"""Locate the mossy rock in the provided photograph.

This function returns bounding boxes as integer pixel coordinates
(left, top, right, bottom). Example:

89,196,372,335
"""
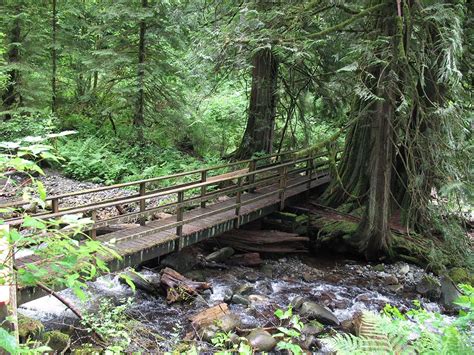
18,314,44,342
448,267,473,285
42,330,70,352
72,343,102,354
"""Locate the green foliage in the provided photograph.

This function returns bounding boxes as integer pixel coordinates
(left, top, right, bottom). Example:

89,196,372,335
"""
81,297,134,350
325,286,474,354
273,306,304,355
0,135,122,352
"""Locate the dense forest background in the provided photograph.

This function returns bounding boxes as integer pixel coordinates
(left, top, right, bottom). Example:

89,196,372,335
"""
0,0,364,184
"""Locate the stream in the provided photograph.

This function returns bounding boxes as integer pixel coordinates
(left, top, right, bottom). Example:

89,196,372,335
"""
18,245,448,353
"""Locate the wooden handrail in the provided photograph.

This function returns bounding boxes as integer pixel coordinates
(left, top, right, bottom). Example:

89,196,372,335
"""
3,149,338,237
0,148,323,208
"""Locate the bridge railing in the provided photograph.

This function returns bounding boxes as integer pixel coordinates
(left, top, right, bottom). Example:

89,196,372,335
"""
2,149,338,242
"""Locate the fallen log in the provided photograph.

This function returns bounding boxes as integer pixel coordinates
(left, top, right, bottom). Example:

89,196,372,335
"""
212,230,309,253
225,252,262,267
160,267,212,303
119,270,161,295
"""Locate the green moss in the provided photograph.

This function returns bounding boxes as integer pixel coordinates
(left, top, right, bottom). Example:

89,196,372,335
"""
18,314,44,341
373,264,385,272
272,211,298,221
72,343,102,354
320,219,358,235
449,267,472,285
42,330,70,352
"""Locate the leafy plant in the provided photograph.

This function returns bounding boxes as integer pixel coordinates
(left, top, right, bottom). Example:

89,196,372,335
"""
273,306,304,355
0,136,122,352
324,286,474,354
81,297,134,350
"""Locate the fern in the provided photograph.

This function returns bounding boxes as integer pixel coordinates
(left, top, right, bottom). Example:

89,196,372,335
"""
324,311,415,355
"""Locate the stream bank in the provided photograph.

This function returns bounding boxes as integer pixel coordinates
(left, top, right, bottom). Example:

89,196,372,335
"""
19,242,459,353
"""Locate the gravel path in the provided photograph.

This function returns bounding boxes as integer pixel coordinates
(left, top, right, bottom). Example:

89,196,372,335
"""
2,169,173,220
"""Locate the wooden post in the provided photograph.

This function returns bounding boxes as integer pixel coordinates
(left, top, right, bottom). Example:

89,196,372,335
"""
279,166,288,210
176,191,184,251
248,159,257,193
51,197,59,213
89,210,97,239
0,225,18,343
234,177,243,229
306,156,314,190
200,171,207,208
139,182,146,226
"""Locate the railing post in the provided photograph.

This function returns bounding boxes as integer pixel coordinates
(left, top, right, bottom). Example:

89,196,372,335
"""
176,191,184,251
200,170,207,208
306,155,314,190
248,159,257,193
176,191,184,237
89,210,97,239
51,197,59,214
279,165,288,210
139,182,146,226
234,177,243,229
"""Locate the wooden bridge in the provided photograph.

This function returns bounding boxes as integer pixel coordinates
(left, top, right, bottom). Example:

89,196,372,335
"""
2,150,335,305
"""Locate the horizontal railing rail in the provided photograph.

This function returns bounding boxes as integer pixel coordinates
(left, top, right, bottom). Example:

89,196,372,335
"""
3,148,340,244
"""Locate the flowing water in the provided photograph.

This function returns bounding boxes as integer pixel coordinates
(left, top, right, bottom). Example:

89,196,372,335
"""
19,252,444,352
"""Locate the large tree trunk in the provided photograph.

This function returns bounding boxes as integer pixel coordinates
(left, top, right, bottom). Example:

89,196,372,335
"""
51,0,58,114
356,85,394,259
133,0,147,143
234,48,278,159
2,11,22,121
323,3,398,260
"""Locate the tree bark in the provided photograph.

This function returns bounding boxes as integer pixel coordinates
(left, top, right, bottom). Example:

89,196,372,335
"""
51,0,58,114
2,10,22,121
323,2,398,260
234,48,278,159
133,0,147,143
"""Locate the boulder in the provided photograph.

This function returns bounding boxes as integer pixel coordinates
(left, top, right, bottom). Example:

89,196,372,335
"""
205,247,235,262
18,314,44,342
416,274,441,300
244,272,260,282
219,314,241,332
231,294,250,306
248,294,269,304
290,296,305,309
235,283,254,295
383,275,399,285
398,263,410,275
440,275,462,307
42,331,70,352
199,324,220,342
302,321,324,335
160,249,197,273
246,329,277,352
299,301,340,326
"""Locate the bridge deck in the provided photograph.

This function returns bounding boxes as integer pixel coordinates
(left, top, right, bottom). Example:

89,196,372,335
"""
2,149,337,304
17,172,329,304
